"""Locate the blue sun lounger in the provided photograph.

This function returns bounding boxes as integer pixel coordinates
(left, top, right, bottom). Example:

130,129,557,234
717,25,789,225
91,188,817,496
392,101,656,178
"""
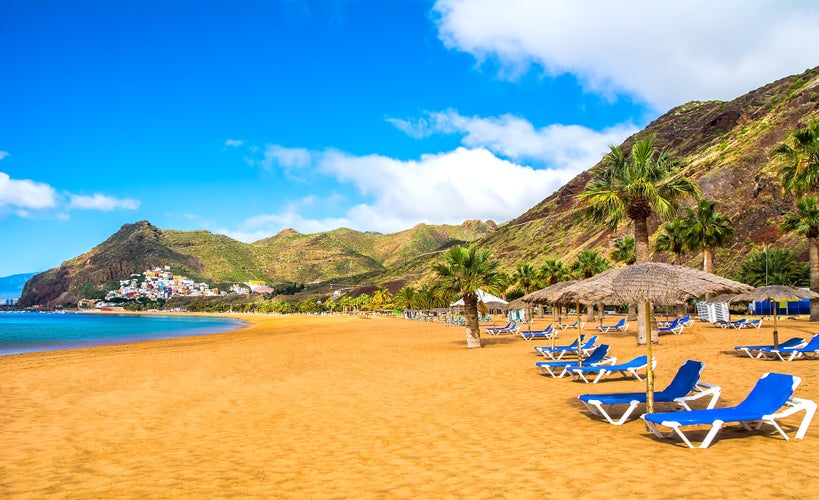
734,337,805,359
534,335,598,360
535,344,612,378
520,324,555,341
642,372,817,448
568,355,654,384
658,317,685,335
596,318,628,333
577,360,721,425
762,334,819,361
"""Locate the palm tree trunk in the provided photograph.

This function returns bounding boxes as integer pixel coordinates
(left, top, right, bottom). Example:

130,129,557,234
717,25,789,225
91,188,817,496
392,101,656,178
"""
464,296,482,348
703,247,714,274
810,236,819,321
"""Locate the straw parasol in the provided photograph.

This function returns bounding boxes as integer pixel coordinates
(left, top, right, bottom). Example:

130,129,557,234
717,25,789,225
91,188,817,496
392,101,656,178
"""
729,285,819,349
521,280,583,352
558,263,753,413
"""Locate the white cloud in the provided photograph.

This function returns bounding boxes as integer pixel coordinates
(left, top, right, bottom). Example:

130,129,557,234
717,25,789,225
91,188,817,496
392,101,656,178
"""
221,144,577,240
67,193,140,211
433,0,819,110
225,139,244,148
0,172,58,211
0,151,9,160
390,110,637,171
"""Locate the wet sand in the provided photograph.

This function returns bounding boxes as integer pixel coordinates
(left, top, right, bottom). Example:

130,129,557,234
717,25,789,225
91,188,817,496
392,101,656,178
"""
2,313,818,498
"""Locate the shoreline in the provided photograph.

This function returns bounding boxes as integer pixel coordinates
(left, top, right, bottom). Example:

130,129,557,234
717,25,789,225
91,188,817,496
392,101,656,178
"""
2,314,818,497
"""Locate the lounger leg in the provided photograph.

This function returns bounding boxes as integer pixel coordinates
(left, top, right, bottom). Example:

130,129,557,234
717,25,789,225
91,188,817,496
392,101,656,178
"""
796,399,817,440
699,421,725,449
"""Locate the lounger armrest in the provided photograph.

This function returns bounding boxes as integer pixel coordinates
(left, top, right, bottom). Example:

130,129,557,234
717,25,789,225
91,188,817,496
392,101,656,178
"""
770,397,817,440
675,382,722,410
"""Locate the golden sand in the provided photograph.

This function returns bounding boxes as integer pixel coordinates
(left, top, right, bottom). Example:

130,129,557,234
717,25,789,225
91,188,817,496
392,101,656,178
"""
2,313,818,498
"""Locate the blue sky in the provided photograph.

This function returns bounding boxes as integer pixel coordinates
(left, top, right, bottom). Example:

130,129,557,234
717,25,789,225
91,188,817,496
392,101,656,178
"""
2,0,819,277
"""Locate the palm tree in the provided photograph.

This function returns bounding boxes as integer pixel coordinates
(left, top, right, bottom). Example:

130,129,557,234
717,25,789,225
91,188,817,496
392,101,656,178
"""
775,120,819,198
432,244,501,348
610,236,636,265
736,248,808,287
682,199,734,274
577,136,699,343
513,262,539,295
570,250,610,322
539,259,569,286
577,136,701,262
653,219,689,265
781,196,819,320
394,285,417,312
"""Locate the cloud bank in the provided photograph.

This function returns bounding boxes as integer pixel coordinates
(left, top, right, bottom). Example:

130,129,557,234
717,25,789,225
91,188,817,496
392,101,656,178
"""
433,0,819,110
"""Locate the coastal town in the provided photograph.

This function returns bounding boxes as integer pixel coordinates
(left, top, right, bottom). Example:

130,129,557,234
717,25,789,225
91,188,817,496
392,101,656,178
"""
85,266,274,309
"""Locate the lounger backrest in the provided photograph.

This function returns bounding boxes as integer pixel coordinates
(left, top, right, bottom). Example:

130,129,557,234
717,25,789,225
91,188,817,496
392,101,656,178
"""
614,318,625,327
583,344,610,364
734,373,799,414
657,360,704,398
581,335,599,349
621,355,648,368
779,337,806,349
798,334,819,351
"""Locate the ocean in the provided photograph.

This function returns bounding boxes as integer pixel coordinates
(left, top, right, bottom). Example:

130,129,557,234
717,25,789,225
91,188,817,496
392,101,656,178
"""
0,312,245,355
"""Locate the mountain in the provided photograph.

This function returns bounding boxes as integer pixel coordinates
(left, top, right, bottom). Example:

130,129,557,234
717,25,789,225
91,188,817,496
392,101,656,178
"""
0,273,38,301
18,66,819,307
18,220,496,307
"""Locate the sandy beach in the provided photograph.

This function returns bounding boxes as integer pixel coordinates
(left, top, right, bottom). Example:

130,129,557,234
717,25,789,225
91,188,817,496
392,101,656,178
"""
2,313,818,498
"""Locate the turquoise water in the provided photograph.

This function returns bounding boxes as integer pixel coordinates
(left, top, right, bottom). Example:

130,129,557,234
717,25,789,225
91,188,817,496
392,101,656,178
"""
0,312,245,355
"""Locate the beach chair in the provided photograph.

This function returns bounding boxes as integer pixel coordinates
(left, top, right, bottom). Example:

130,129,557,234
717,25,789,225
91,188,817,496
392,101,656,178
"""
642,372,817,449
535,344,613,378
558,320,585,330
739,319,762,329
534,335,583,356
658,314,692,328
721,318,748,329
520,324,555,341
577,360,722,425
596,318,628,333
658,317,684,335
568,355,655,384
762,334,819,361
486,321,515,335
535,335,599,360
734,337,805,359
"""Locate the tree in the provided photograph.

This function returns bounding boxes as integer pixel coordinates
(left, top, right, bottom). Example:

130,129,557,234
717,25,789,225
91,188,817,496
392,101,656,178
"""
577,136,699,344
682,199,734,274
539,259,569,286
781,196,819,320
653,219,689,265
370,286,393,310
394,285,417,311
610,236,636,265
736,248,808,287
775,120,819,198
432,244,501,348
577,136,700,262
512,262,539,295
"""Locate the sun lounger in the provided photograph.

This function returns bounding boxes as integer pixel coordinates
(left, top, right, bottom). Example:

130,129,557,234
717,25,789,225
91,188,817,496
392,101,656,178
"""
557,320,585,330
659,314,692,328
596,318,629,333
721,318,748,329
534,335,582,355
577,360,721,425
535,335,599,360
734,337,805,359
520,325,555,341
568,355,654,384
658,317,684,335
642,372,817,448
740,319,762,329
535,344,613,378
486,321,518,335
763,334,819,361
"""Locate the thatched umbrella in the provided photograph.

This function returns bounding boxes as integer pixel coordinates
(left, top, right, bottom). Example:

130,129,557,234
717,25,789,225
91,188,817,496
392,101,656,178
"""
729,285,819,349
521,280,582,351
559,263,753,413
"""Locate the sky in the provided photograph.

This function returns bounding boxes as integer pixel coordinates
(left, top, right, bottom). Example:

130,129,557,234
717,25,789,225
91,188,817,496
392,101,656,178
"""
2,0,819,277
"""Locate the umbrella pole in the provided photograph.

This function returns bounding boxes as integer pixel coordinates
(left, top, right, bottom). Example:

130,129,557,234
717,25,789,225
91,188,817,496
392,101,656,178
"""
576,298,583,367
552,306,558,350
644,300,655,414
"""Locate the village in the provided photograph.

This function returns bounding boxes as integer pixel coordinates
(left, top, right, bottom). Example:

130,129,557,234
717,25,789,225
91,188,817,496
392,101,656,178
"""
86,266,274,309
